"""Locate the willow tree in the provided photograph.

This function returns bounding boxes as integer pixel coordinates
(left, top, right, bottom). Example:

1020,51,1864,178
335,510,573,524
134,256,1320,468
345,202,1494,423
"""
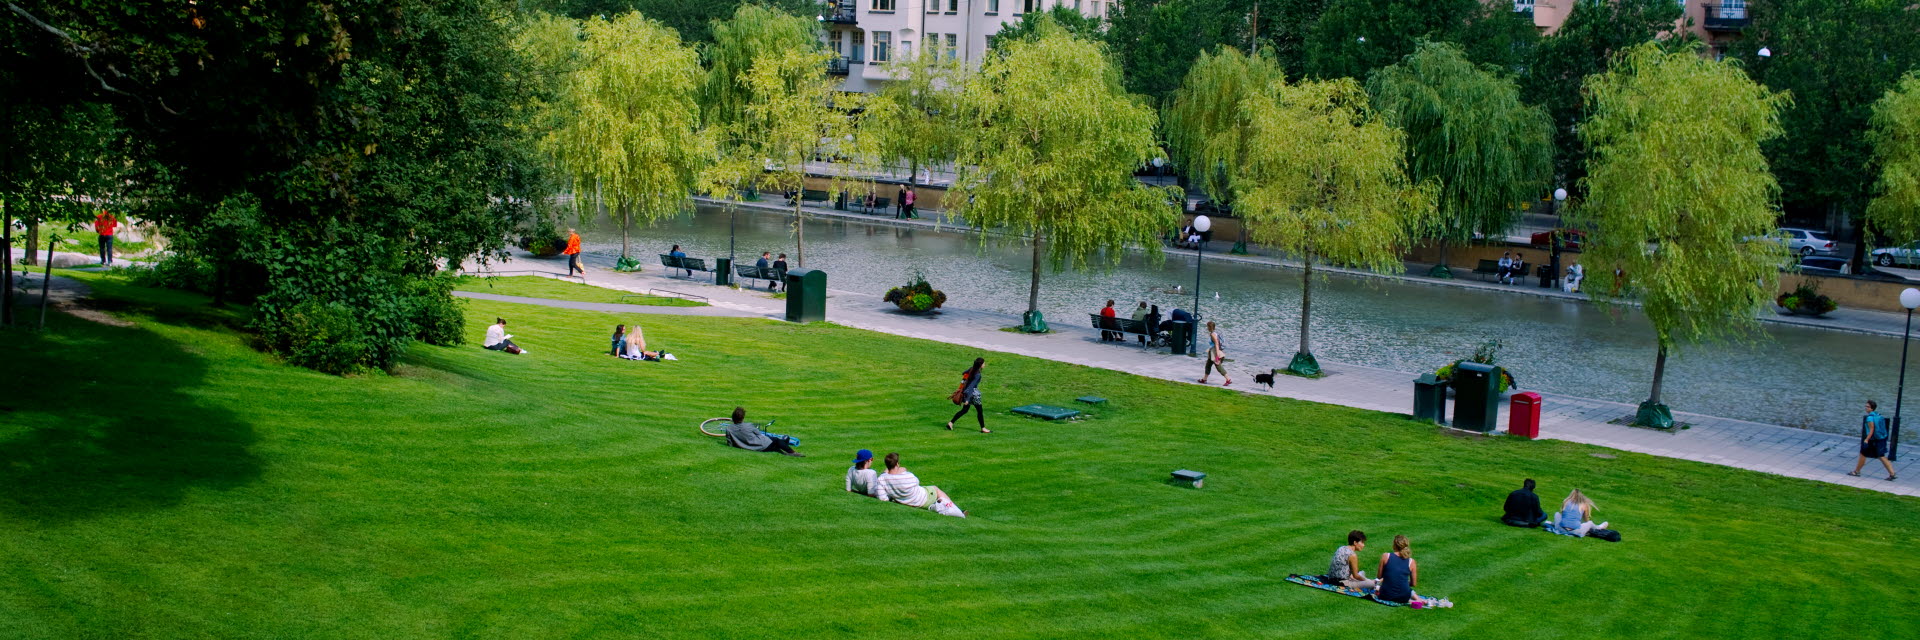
702,4,819,141
1367,41,1551,278
1234,78,1437,376
948,27,1179,332
1165,45,1287,246
1574,43,1790,428
734,45,859,269
1866,72,1920,247
863,53,967,189
532,13,710,266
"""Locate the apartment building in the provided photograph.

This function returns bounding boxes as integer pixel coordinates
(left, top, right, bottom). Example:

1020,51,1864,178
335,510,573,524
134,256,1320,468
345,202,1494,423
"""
1511,1,1748,57
820,0,1111,92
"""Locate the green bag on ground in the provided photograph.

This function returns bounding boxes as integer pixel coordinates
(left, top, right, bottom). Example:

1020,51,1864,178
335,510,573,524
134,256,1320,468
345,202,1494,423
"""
613,255,643,272
1021,310,1049,334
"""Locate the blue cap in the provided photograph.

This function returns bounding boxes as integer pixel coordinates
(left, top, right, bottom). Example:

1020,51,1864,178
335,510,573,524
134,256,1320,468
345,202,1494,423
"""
853,449,873,464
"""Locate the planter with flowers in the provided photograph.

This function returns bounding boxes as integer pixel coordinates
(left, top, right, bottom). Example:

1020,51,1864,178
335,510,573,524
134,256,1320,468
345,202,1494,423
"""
884,272,947,314
1776,282,1837,317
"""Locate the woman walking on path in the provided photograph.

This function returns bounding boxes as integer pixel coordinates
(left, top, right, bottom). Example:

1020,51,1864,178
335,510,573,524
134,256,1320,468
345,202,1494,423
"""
1850,400,1897,481
1197,321,1232,386
563,228,584,277
947,357,991,433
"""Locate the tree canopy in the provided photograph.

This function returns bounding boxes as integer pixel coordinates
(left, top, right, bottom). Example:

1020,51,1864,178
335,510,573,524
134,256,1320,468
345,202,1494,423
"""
702,4,823,143
1520,0,1681,190
861,53,968,186
732,42,859,268
989,5,1106,52
1303,0,1535,81
1866,72,1920,247
1165,46,1289,203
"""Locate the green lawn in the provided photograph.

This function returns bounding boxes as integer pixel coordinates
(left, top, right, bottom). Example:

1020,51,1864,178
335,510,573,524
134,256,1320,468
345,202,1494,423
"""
454,275,706,307
3,272,1917,638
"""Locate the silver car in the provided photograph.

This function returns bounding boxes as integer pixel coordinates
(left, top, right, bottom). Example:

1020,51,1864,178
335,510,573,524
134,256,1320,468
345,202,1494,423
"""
1874,241,1920,267
1770,228,1837,256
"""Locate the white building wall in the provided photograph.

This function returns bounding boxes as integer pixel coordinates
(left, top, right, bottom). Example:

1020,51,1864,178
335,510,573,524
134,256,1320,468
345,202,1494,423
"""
822,0,1108,93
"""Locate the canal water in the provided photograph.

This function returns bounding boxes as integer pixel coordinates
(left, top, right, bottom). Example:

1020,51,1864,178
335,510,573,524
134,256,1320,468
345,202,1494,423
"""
577,204,1910,440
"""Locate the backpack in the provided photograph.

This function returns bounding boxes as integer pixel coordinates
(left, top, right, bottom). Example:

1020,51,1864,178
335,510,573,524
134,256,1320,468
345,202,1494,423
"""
1587,528,1621,543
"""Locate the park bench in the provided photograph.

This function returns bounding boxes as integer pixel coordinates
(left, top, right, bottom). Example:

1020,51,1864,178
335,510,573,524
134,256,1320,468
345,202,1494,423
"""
734,263,785,289
1472,259,1502,281
1088,313,1158,348
856,196,891,215
659,254,711,279
796,189,831,204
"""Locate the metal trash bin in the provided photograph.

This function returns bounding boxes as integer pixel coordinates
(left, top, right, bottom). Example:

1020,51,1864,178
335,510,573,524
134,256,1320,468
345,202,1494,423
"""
714,257,733,286
784,268,826,323
1451,362,1503,432
1413,374,1448,425
1509,391,1542,438
1166,320,1196,356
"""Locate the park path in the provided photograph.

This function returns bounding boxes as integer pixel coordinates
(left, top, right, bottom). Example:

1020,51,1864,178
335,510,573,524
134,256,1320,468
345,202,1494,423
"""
469,253,1919,498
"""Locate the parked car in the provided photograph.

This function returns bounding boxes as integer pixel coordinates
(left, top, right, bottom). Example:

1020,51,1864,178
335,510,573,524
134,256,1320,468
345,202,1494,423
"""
1873,241,1920,267
1752,228,1838,256
1795,255,1851,276
1529,229,1585,251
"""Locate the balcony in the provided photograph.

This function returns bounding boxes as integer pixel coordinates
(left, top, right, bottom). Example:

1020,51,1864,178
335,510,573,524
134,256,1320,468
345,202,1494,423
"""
1703,4,1750,32
824,1,857,24
826,57,851,76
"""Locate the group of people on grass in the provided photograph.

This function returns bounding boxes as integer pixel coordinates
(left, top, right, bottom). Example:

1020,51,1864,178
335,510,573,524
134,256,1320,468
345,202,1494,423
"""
1324,530,1436,606
1501,479,1613,537
846,449,966,517
610,324,670,361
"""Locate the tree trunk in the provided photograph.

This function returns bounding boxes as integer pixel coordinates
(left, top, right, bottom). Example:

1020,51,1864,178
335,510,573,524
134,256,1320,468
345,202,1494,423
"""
23,224,37,267
1647,342,1669,406
620,208,630,259
1028,232,1043,316
1438,243,1451,272
1298,251,1314,357
38,237,54,329
794,195,806,268
3,209,13,326
1847,203,1869,274
909,160,918,187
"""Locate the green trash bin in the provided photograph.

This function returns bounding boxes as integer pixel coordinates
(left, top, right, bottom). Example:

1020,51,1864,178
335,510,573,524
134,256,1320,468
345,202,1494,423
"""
1166,320,1196,356
785,268,826,323
714,257,733,286
1412,374,1448,425
1450,362,1503,432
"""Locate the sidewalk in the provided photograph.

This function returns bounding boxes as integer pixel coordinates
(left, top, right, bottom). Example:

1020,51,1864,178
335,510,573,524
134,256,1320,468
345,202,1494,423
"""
472,251,1918,498
696,195,1918,339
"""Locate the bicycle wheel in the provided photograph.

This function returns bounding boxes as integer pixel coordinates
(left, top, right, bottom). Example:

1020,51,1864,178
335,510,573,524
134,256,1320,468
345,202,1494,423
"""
699,417,730,438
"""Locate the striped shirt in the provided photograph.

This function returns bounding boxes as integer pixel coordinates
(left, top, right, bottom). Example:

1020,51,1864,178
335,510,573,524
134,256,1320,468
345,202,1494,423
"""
877,469,928,507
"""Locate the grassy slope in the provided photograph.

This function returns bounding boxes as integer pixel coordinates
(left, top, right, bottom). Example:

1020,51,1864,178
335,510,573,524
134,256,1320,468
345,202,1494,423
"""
454,275,706,307
2,273,1917,639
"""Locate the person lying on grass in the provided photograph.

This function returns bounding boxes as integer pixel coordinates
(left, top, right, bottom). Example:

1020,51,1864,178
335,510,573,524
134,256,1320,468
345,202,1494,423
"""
846,449,882,499
875,452,965,518
1543,489,1609,537
1327,530,1377,591
723,406,801,457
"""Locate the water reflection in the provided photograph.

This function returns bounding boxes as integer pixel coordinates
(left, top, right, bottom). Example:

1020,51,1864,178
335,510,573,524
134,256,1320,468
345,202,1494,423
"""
575,204,1906,438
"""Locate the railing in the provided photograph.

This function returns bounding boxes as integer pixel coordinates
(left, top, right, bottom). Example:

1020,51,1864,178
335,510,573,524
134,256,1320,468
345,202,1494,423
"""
825,1,857,24
641,289,709,303
826,57,851,76
1703,4,1750,31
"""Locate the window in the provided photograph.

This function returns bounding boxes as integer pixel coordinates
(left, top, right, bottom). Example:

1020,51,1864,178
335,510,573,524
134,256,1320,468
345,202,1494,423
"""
873,0,895,11
946,33,958,60
987,0,1000,13
901,40,913,61
829,31,843,57
851,31,866,62
1021,0,1043,13
949,0,959,13
1513,0,1535,11
874,31,891,63
928,0,937,12
1723,0,1746,19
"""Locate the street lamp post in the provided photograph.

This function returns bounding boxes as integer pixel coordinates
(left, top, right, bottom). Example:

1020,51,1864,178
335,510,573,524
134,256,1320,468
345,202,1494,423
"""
1894,288,1920,460
1549,187,1567,289
1192,213,1211,357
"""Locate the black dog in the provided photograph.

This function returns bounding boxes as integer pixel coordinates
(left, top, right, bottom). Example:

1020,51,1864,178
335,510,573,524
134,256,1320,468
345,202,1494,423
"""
1254,372,1276,388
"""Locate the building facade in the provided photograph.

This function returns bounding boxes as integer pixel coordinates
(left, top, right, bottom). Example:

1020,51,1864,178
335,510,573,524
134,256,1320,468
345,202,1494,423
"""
1511,1,1748,57
821,0,1111,93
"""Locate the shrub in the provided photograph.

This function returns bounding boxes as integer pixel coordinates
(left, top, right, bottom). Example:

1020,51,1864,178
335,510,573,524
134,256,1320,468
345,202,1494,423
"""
1434,339,1517,392
1776,282,1837,315
884,270,946,312
130,252,216,293
260,301,374,375
407,275,466,346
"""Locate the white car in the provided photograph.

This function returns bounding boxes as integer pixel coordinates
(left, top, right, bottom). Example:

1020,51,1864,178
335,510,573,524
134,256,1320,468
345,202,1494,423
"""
1873,241,1920,267
1762,228,1837,256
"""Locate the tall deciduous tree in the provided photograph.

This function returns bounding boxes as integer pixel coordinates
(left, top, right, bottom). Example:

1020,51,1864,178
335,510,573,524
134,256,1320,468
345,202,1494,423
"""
522,0,824,46
1574,43,1790,428
1108,0,1328,101
527,13,710,263
1304,0,1535,82
1866,72,1920,247
734,45,859,269
1367,41,1551,277
1166,47,1288,206
702,4,821,143
1232,78,1436,375
863,52,966,189
948,27,1179,331
1521,0,1680,190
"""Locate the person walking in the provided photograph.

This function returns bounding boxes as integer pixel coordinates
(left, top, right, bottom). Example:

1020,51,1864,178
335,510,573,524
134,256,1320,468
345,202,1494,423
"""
896,185,909,219
563,228,583,277
902,187,917,219
92,210,118,265
946,357,991,433
1197,321,1231,386
1850,399,1897,481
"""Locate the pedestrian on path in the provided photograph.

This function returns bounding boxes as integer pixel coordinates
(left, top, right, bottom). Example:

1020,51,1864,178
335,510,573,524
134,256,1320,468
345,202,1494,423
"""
902,187,917,219
947,357,991,433
896,185,908,219
1197,321,1232,386
93,210,118,265
563,228,583,276
1850,400,1897,481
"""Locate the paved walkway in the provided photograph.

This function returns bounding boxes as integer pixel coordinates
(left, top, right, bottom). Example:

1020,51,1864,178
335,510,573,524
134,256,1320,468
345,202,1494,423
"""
470,252,1917,497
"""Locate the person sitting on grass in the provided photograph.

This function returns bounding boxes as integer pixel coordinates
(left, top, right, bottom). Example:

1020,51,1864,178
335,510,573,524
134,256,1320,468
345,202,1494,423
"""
1374,535,1421,605
610,324,627,357
620,324,670,361
723,406,801,457
876,452,965,517
1502,478,1547,528
1327,530,1377,592
1543,489,1609,537
846,449,882,499
483,318,526,354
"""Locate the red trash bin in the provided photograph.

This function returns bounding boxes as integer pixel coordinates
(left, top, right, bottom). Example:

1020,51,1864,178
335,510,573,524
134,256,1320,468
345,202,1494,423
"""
1509,392,1542,439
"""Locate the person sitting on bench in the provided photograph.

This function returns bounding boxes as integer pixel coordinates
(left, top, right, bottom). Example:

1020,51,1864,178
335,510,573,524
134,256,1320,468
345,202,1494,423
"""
1327,530,1377,591
1099,299,1121,341
876,452,965,517
1543,489,1609,537
669,244,691,276
483,318,526,354
723,406,801,457
1502,478,1547,527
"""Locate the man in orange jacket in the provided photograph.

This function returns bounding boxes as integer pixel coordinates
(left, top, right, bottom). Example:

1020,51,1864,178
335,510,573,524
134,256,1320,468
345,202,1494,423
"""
93,210,119,265
563,228,583,276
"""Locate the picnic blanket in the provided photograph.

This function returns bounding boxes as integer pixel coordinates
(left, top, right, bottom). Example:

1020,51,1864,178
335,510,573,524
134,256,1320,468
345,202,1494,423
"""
1284,574,1453,609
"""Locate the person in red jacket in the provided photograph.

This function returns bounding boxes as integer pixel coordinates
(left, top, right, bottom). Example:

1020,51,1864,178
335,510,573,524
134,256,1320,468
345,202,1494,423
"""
93,210,118,265
563,228,583,276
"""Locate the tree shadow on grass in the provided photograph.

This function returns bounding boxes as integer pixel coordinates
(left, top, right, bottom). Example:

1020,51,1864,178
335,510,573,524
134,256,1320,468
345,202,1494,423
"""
0,317,260,522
